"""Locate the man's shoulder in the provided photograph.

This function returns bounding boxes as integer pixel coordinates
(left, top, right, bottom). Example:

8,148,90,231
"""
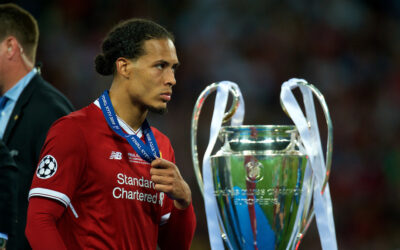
7,75,74,135
45,104,106,147
30,75,73,108
55,104,96,125
43,106,95,150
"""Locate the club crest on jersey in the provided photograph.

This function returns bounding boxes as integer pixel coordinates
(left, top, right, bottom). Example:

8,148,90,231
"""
36,155,58,179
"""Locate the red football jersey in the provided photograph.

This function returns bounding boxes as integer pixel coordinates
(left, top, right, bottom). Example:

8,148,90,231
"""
29,102,193,249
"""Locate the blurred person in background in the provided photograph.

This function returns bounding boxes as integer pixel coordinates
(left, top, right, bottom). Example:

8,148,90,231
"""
0,3,74,249
25,18,196,249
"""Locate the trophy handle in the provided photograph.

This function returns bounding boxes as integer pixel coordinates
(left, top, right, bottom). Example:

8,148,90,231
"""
280,81,333,241
280,81,333,194
191,82,241,195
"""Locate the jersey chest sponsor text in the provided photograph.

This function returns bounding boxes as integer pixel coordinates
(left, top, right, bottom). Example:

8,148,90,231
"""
112,172,164,206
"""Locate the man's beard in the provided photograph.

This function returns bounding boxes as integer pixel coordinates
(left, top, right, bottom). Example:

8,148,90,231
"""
148,106,167,115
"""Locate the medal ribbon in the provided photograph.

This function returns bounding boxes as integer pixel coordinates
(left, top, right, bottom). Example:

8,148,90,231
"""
99,90,160,162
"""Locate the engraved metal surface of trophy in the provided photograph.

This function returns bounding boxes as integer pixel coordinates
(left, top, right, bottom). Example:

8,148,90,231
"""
211,125,312,249
191,80,335,250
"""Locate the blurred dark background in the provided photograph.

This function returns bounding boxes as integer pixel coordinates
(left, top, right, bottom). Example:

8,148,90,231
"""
4,0,400,249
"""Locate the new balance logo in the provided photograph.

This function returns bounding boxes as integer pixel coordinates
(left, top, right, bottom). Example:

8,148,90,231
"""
109,151,122,160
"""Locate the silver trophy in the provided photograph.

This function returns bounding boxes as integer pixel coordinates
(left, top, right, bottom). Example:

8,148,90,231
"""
191,81,334,249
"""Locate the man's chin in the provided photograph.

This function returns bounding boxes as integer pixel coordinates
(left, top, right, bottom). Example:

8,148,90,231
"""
148,106,167,115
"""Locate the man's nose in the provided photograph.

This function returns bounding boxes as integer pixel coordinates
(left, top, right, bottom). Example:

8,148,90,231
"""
165,69,176,86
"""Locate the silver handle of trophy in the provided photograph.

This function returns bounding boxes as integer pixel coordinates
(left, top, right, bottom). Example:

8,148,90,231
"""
191,82,241,195
301,81,333,195
280,81,333,194
280,80,333,240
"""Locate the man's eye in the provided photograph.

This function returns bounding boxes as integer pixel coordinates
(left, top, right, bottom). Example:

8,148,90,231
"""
156,63,167,70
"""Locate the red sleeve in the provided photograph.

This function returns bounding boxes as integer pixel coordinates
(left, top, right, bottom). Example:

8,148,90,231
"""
158,202,196,250
25,197,67,250
29,116,87,206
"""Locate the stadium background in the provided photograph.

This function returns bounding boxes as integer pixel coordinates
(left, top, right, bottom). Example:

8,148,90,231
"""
6,0,400,249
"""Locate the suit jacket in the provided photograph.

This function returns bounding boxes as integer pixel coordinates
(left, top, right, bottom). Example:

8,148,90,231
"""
0,139,18,238
2,73,74,250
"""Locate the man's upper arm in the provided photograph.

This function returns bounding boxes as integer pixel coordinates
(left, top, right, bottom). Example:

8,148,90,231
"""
29,116,86,208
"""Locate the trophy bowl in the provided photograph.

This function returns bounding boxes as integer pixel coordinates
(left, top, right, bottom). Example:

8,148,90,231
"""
210,125,312,250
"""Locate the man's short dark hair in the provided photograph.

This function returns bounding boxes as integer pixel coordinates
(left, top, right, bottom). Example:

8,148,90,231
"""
95,18,174,76
0,3,39,62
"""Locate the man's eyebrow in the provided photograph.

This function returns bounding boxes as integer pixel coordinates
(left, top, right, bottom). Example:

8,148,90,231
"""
153,60,180,67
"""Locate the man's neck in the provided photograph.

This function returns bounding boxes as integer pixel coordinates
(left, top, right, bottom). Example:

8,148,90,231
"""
1,66,32,95
109,86,148,131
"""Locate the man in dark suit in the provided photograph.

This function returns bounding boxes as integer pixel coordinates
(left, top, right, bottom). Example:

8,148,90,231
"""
0,140,17,250
0,4,74,249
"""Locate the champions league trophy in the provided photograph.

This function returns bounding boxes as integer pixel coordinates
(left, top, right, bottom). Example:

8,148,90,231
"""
191,79,337,250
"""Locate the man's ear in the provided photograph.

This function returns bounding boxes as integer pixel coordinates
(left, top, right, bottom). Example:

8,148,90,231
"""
4,37,18,58
115,57,130,79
